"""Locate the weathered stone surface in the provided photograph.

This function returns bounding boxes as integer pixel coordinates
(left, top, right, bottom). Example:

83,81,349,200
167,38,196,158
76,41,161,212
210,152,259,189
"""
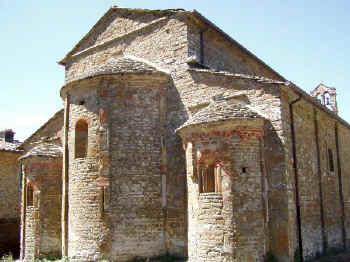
0,142,21,257
7,6,350,262
21,157,62,259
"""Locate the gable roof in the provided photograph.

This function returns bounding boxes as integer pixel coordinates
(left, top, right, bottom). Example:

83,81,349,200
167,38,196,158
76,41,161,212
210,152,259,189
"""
18,109,64,151
58,7,185,65
58,7,286,81
65,55,169,84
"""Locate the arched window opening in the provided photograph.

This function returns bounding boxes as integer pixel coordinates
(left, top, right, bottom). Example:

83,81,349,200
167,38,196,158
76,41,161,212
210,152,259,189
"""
75,120,88,158
324,92,332,110
27,184,34,207
199,165,222,193
328,149,334,173
317,94,323,104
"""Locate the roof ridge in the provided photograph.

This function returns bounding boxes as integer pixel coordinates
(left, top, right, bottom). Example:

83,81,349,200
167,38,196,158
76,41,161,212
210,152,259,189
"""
18,109,64,150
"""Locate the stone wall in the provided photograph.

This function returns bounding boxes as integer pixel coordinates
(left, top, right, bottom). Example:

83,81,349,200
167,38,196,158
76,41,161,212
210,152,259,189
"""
107,76,167,260
67,83,108,260
292,101,324,258
181,120,266,262
24,206,39,259
73,9,171,54
0,218,20,257
317,110,343,250
65,73,174,261
59,7,350,262
0,151,21,256
176,71,292,261
62,10,291,259
63,10,190,259
187,20,282,79
21,157,62,259
0,152,20,219
280,88,350,261
338,124,350,247
65,12,188,82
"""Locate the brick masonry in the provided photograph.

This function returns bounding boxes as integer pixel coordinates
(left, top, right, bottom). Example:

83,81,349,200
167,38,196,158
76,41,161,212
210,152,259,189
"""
20,157,62,259
178,119,266,262
1,6,349,262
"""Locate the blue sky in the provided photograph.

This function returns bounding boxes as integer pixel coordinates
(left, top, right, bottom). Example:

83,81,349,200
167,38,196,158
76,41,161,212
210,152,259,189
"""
1,1,349,141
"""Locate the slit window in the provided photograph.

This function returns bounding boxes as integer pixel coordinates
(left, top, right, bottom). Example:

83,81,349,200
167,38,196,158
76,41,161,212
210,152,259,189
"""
101,186,105,214
27,184,34,207
199,165,222,193
101,186,109,214
75,120,88,158
328,149,334,172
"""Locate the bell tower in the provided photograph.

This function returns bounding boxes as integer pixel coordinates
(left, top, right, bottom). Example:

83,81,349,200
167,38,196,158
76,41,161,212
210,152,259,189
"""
311,83,338,114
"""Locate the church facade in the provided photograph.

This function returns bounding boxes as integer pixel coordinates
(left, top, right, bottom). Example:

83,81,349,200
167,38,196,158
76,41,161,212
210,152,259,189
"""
1,6,350,262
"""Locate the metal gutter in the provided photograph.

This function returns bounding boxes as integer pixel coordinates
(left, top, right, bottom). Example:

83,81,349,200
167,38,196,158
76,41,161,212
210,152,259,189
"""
289,95,303,261
335,123,347,249
313,108,327,252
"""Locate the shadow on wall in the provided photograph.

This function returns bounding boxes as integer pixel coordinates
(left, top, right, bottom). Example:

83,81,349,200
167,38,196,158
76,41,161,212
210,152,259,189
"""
0,218,20,258
165,78,188,255
187,69,289,261
264,120,290,261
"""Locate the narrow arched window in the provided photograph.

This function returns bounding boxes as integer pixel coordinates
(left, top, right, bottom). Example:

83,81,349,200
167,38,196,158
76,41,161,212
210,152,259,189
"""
328,149,334,173
27,184,34,207
324,92,333,110
199,165,222,193
75,119,88,158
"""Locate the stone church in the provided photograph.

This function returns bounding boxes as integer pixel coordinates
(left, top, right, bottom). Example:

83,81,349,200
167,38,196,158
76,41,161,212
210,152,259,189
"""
1,6,350,262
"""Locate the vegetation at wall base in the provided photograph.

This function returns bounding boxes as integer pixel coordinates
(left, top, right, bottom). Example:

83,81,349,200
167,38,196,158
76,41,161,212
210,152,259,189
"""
0,253,188,262
265,251,278,262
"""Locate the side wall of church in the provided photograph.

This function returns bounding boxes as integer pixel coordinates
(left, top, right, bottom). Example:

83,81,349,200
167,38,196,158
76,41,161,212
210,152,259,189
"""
280,89,350,260
338,124,350,248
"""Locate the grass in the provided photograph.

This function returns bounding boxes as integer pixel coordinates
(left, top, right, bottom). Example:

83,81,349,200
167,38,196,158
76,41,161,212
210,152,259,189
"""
0,253,187,262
